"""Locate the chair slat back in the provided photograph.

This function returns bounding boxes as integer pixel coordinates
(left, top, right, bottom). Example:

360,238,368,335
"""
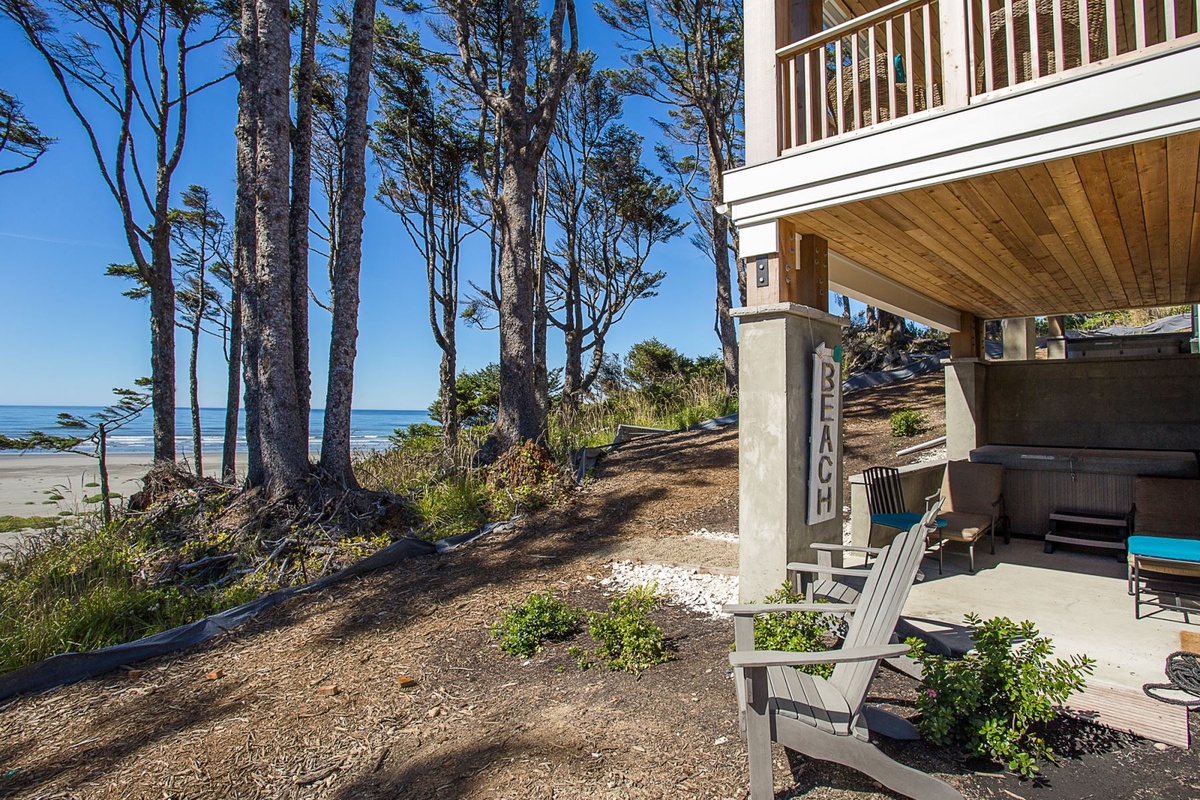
864,466,907,515
831,500,942,711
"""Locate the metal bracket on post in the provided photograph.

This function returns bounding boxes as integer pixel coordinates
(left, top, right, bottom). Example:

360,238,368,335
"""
756,256,770,288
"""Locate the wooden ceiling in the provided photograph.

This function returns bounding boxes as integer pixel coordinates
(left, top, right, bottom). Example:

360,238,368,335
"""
789,131,1200,318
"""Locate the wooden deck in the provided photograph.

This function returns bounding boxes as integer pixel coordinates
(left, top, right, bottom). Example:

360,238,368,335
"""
1062,681,1190,748
787,130,1200,318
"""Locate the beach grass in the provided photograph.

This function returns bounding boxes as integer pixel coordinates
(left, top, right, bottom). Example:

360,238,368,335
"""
0,515,59,533
0,519,256,674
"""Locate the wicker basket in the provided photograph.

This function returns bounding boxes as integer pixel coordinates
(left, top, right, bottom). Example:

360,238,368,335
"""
826,55,943,132
979,0,1108,92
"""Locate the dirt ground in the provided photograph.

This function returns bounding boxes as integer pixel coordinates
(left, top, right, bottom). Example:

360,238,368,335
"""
2,374,1198,800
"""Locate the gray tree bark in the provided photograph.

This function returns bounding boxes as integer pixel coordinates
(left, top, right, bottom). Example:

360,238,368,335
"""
289,0,318,430
250,0,309,495
236,0,263,487
709,154,738,395
446,0,578,454
320,0,376,486
222,272,243,483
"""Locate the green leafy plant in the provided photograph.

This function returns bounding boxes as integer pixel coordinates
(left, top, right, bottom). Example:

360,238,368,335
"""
491,591,580,657
586,584,671,673
909,614,1095,778
747,583,838,678
890,409,927,438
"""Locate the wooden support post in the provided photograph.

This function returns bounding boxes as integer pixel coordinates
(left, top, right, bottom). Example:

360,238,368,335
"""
745,224,827,311
948,311,984,359
797,233,829,311
746,219,797,306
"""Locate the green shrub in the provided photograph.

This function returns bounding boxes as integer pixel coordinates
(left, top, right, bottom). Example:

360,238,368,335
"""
909,614,1094,778
586,584,670,673
491,591,580,657
484,442,565,519
749,583,839,678
890,409,927,438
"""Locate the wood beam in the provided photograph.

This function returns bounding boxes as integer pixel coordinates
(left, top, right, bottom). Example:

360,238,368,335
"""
746,219,799,306
797,234,830,311
948,311,984,359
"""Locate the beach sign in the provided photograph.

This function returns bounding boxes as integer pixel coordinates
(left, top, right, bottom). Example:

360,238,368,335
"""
807,343,841,525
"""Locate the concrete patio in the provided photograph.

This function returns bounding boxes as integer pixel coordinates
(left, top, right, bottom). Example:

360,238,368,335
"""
899,536,1194,747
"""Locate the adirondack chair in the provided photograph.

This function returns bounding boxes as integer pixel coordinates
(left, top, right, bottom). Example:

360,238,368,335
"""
785,498,943,684
725,509,962,800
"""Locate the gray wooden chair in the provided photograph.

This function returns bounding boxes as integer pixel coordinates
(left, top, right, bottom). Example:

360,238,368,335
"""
725,508,962,800
785,499,943,682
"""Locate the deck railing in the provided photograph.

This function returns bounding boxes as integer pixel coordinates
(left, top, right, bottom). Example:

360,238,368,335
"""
969,0,1200,94
775,0,1200,152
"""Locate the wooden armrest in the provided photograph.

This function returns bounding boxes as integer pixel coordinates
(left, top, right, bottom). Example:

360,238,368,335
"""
785,562,871,577
729,643,910,668
809,543,882,555
723,602,856,616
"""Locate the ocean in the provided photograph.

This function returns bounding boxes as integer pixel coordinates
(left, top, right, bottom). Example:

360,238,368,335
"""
0,406,433,455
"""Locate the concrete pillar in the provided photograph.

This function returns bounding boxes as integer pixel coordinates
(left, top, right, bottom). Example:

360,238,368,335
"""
733,303,844,602
944,358,988,461
1046,315,1067,359
1002,317,1036,360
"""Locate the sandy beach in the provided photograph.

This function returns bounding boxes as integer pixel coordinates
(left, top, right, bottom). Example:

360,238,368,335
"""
0,453,153,552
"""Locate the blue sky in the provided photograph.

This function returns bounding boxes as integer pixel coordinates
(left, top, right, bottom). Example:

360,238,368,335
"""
0,4,736,411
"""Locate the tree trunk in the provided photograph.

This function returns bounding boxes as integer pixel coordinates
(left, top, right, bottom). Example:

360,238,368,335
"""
439,239,459,442
251,0,309,495
709,153,737,396
149,226,177,462
236,0,263,488
439,345,457,441
533,170,551,421
289,0,318,430
99,423,111,526
320,0,375,487
491,159,544,452
190,259,204,477
222,279,243,483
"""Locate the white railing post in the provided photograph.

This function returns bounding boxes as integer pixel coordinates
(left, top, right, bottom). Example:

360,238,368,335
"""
940,0,971,107
746,0,782,164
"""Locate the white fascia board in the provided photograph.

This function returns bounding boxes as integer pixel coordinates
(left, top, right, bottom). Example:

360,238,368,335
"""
738,219,779,260
725,42,1200,225
828,251,962,332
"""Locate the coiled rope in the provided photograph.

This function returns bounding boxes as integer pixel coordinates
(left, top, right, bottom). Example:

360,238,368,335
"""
1143,651,1200,706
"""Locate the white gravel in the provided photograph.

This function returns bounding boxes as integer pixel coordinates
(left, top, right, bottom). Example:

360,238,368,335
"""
911,444,947,464
600,560,739,619
687,527,739,543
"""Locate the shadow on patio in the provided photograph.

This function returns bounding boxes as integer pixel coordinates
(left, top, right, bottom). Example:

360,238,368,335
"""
897,537,1193,747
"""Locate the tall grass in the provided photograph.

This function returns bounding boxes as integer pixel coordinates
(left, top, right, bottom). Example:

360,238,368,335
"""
547,374,736,458
0,518,255,673
354,376,734,540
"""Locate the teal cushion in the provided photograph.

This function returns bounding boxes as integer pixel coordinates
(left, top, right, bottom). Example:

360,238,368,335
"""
872,512,948,530
1129,536,1200,563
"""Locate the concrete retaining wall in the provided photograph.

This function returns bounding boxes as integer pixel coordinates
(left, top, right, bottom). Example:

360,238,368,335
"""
985,355,1200,451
